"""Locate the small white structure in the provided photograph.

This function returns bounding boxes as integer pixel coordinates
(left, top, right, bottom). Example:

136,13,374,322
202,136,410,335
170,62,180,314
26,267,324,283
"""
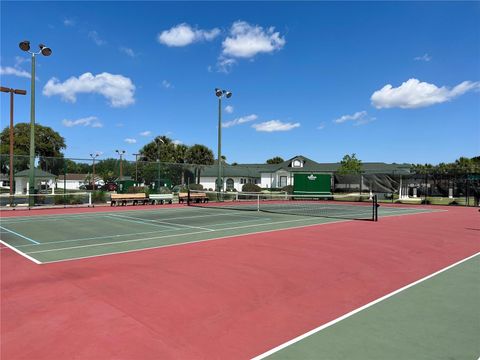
57,173,89,190
14,169,56,194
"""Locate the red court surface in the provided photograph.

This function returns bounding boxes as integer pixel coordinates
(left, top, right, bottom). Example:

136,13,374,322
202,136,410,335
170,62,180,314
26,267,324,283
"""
1,206,479,359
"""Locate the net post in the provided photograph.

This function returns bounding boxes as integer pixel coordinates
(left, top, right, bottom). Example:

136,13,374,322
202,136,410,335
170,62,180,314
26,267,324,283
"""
88,192,92,207
187,189,191,206
257,193,260,212
373,195,379,221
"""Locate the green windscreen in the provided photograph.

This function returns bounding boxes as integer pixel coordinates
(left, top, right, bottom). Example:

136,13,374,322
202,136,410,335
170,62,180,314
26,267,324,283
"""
293,173,331,195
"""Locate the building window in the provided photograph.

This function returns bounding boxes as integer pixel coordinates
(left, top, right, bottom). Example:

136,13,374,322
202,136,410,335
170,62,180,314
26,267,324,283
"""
279,176,287,187
292,159,303,168
226,178,234,190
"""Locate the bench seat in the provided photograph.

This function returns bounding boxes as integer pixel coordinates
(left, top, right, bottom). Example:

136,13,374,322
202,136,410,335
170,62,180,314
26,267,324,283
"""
111,193,149,206
149,193,173,205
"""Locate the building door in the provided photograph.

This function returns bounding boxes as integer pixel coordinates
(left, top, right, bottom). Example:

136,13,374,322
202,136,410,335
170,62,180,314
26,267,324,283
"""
226,178,235,191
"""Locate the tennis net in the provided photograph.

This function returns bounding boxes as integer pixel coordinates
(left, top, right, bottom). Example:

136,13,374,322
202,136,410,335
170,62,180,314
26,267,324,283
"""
188,190,379,221
0,192,92,208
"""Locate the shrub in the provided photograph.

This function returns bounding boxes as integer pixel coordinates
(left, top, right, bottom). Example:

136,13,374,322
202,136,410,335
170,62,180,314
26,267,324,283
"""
127,186,149,194
281,185,294,194
242,183,261,192
189,183,204,190
449,200,459,206
91,191,106,204
158,186,172,194
421,198,431,205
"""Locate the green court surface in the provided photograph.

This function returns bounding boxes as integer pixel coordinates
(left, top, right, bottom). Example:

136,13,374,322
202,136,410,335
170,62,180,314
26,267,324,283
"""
259,254,480,360
1,205,434,264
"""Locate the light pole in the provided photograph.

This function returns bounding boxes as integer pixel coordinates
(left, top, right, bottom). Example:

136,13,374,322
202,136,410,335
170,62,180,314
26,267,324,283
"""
115,150,126,180
155,138,165,191
132,153,140,183
0,86,27,197
89,153,99,190
215,88,232,192
19,41,52,205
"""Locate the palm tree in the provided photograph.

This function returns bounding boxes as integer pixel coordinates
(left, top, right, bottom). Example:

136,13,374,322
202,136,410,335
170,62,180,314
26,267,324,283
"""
186,144,214,184
174,144,189,185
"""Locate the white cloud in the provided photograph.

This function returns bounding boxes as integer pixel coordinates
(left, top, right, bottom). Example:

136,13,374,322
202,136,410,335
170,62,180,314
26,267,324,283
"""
88,31,106,46
252,120,300,132
222,21,285,58
371,78,480,109
124,138,137,144
62,116,103,128
162,80,173,89
333,111,375,126
63,18,75,27
119,46,137,57
158,23,220,47
172,139,183,145
216,57,237,73
222,114,258,128
0,66,31,78
334,111,365,124
43,72,136,107
414,53,431,62
140,131,151,136
224,105,234,114
317,122,326,130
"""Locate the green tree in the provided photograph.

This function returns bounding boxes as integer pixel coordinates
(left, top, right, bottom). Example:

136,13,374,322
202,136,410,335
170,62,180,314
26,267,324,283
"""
338,153,362,174
185,144,215,183
0,123,66,175
266,156,284,164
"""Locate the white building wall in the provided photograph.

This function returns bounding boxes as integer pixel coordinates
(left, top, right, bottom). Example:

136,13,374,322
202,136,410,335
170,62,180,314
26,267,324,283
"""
56,180,84,190
261,173,274,188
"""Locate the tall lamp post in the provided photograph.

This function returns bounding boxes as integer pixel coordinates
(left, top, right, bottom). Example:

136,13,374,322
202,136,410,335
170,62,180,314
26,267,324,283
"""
215,88,232,192
19,40,52,205
115,150,126,180
132,153,140,183
89,153,99,190
155,138,165,191
0,86,27,198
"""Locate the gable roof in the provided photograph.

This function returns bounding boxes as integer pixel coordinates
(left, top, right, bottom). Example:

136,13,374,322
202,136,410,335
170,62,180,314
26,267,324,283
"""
198,155,412,177
14,169,56,178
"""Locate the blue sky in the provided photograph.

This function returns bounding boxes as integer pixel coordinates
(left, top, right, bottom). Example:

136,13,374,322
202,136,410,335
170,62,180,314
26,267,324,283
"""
1,1,479,164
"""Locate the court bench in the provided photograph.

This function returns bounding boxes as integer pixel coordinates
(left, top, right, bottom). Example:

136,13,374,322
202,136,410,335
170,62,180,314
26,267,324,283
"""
149,193,173,205
178,192,209,204
110,193,149,206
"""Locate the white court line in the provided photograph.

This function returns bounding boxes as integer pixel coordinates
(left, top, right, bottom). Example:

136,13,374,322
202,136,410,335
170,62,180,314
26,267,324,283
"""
0,226,40,244
14,217,272,248
105,214,179,229
0,206,207,223
251,252,480,360
109,213,215,231
27,217,323,254
0,240,42,264
38,218,350,264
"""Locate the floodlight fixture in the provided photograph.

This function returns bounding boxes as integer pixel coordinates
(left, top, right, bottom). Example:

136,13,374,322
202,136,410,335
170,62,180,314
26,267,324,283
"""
39,44,52,56
19,41,30,52
215,88,223,97
225,91,232,98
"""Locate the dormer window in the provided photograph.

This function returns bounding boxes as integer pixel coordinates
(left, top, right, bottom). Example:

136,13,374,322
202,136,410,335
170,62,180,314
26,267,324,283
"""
292,159,303,168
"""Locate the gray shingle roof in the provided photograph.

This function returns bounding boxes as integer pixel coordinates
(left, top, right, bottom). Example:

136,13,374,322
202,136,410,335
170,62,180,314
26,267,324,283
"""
200,155,412,177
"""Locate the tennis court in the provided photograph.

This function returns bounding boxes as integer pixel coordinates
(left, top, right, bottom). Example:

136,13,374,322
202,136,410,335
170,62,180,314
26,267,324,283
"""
2,202,429,264
1,204,479,359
